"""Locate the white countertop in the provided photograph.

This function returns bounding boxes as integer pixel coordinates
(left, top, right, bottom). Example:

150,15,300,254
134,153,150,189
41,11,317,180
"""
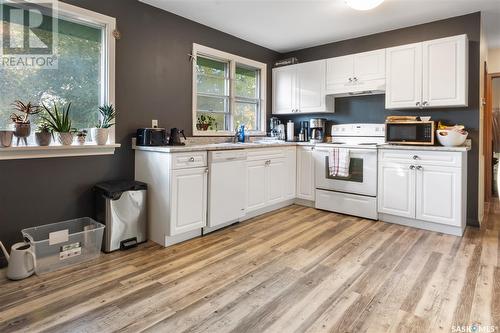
132,139,471,153
377,139,472,152
133,140,313,153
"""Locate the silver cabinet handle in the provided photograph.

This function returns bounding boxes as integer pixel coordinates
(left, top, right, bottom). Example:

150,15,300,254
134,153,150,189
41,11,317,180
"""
353,77,358,82
416,165,423,170
413,155,419,160
205,168,209,173
422,101,428,107
348,77,353,82
416,101,421,107
189,157,195,162
409,165,415,170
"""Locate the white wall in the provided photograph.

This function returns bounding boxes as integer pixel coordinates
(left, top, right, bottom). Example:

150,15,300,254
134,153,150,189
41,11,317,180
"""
489,48,500,73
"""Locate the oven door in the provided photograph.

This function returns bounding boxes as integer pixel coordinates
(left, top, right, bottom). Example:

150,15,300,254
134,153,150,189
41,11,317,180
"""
314,147,377,196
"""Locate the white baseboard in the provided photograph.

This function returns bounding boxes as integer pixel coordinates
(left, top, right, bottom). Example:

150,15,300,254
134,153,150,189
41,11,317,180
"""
294,198,315,207
378,213,465,236
241,199,296,221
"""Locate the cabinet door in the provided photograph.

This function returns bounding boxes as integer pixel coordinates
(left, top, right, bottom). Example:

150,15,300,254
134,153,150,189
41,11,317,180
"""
297,60,326,113
385,43,422,109
422,35,468,108
170,168,207,236
268,158,287,205
354,49,385,82
296,147,315,201
272,66,297,114
378,162,415,218
415,165,462,226
326,55,354,90
246,160,268,212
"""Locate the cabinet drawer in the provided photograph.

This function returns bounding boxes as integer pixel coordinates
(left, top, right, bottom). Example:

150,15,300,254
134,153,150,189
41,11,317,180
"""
172,151,207,169
246,148,287,161
379,150,462,168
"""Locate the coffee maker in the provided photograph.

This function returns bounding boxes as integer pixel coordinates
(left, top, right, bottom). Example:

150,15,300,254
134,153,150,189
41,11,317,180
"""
269,117,281,137
309,118,326,143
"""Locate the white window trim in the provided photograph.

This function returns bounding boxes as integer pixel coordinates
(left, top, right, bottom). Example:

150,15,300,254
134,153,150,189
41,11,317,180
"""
0,2,118,160
192,43,267,137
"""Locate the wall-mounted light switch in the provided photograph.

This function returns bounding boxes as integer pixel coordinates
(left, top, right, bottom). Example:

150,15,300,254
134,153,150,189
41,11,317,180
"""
152,120,158,128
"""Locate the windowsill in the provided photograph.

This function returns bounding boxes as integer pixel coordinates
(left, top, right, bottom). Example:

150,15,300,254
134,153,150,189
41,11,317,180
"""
0,143,121,160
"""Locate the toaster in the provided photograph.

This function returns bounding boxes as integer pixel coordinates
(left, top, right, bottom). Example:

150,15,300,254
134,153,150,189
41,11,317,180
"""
136,128,167,146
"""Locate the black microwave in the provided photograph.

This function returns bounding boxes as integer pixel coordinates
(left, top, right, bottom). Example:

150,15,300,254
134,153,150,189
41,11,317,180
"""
385,121,435,145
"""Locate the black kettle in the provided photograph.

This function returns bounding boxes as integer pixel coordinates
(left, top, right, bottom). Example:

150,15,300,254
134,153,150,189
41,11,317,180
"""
169,128,186,146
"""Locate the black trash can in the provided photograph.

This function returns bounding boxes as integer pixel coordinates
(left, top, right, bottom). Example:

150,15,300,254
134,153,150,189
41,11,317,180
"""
94,180,147,252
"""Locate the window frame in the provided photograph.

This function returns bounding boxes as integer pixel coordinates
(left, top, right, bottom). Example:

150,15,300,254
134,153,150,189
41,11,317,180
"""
55,2,117,144
0,1,117,160
192,44,267,136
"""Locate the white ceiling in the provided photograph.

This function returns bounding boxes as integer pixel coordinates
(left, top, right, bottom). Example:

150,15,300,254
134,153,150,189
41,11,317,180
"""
140,0,500,53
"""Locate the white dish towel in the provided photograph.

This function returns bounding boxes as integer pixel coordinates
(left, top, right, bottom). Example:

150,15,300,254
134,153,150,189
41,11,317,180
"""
328,148,350,177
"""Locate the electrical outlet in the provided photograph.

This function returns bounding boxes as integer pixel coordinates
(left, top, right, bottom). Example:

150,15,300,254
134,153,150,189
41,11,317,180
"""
152,120,158,128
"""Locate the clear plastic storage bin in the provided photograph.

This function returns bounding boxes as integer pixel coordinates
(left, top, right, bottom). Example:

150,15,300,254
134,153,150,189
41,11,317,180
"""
22,218,105,275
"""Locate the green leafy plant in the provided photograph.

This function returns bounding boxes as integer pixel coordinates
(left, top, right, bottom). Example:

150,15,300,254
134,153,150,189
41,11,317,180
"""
10,100,41,124
36,120,52,133
196,114,217,131
96,104,116,129
41,103,75,133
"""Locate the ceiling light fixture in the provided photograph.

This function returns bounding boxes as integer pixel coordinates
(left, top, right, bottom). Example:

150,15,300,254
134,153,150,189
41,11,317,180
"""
345,0,385,10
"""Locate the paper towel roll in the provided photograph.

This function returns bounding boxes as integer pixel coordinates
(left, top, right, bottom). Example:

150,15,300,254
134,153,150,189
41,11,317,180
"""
287,121,294,142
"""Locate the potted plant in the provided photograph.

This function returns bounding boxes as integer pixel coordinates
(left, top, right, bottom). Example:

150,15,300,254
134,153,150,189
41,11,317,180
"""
196,114,217,131
41,103,75,146
93,104,115,145
35,121,52,146
75,129,88,145
10,100,41,146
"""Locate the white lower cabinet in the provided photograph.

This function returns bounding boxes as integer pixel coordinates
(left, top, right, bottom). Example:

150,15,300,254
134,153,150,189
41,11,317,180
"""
296,146,315,201
415,165,461,226
135,150,208,247
245,147,296,214
377,149,467,236
378,162,415,218
170,167,207,236
246,159,268,212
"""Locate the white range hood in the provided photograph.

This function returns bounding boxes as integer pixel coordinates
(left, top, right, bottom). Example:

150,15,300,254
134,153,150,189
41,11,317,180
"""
326,79,386,97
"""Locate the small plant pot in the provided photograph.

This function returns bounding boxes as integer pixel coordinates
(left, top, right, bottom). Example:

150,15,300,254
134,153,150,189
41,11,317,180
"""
57,132,74,146
14,123,31,138
93,128,109,145
197,124,209,131
0,130,14,148
77,136,86,145
35,132,52,146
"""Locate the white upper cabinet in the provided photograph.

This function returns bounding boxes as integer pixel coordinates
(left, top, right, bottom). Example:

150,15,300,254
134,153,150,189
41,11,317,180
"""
272,60,332,114
422,35,468,108
326,49,385,95
297,61,327,113
272,66,297,114
386,34,468,109
385,42,423,109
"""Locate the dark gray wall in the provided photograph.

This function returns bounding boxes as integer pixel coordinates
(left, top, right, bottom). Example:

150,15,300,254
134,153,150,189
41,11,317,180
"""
277,12,481,227
0,0,279,267
0,3,481,268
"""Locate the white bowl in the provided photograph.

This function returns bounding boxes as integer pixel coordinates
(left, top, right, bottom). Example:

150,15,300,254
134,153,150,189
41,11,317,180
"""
420,116,431,121
436,129,468,147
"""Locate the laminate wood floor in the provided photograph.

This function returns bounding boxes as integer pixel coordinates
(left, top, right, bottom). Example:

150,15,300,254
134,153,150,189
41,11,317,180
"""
1,201,500,333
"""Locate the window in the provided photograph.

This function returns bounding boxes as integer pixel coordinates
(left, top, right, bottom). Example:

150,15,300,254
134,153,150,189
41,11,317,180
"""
193,44,266,135
0,2,116,146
